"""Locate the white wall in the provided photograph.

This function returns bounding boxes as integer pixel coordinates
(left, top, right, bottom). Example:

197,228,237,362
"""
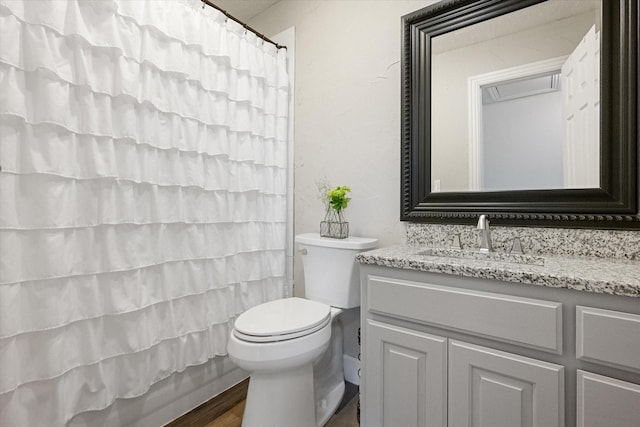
249,0,435,299
249,0,434,359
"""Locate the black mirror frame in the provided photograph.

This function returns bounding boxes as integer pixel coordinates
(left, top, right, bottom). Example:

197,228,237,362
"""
401,0,639,229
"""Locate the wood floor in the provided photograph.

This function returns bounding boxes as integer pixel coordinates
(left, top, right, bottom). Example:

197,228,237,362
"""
206,394,359,427
205,400,245,427
324,395,359,427
169,380,360,427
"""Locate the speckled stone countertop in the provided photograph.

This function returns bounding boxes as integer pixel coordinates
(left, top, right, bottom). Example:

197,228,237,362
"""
356,245,640,298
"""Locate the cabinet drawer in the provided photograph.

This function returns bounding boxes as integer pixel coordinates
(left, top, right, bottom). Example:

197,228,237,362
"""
577,370,640,427
367,275,562,353
576,306,640,372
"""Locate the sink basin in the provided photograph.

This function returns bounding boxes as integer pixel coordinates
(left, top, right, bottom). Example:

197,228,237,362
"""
418,247,545,266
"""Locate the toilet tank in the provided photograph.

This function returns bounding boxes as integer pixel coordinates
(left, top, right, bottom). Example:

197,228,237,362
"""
296,233,378,309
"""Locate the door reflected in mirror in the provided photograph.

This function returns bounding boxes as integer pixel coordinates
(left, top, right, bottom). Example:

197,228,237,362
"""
431,0,601,192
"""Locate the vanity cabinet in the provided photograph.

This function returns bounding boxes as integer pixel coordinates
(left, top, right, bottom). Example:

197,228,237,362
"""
575,307,640,427
448,340,564,427
577,370,640,427
366,320,447,427
359,265,640,427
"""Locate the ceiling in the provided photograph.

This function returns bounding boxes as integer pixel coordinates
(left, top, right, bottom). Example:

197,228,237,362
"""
211,0,281,22
432,0,599,54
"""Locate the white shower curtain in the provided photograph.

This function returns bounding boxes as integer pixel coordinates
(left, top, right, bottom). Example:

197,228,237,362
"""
0,0,289,425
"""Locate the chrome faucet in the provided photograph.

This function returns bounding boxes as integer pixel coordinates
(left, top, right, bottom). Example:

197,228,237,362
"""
477,215,493,252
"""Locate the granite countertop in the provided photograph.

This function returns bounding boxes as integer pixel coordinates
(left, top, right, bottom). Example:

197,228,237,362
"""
356,245,640,298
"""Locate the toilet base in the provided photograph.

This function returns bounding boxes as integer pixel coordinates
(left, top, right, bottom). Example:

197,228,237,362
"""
315,380,345,427
231,306,350,427
314,314,346,426
241,363,316,427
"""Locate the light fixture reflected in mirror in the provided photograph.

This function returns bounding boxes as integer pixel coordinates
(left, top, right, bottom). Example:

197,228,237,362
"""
482,71,560,105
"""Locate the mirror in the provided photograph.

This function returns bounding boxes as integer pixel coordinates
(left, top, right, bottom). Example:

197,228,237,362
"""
401,0,638,228
431,0,601,192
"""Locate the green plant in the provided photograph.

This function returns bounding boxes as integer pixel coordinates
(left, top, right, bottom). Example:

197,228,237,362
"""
327,186,351,212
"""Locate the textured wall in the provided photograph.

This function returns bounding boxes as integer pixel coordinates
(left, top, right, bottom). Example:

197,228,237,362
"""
249,0,435,358
249,0,435,298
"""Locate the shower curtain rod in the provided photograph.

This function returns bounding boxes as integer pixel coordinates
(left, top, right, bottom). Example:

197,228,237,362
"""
200,0,286,50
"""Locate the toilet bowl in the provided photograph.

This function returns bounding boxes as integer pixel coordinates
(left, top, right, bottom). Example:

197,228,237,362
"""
227,233,377,427
228,298,333,427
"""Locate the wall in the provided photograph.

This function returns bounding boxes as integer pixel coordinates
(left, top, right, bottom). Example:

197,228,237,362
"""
249,0,435,358
249,0,435,297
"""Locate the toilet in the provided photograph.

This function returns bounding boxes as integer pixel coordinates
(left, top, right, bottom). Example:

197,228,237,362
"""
227,233,377,427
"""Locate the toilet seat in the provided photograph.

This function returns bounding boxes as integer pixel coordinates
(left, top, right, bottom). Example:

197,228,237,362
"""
233,298,331,343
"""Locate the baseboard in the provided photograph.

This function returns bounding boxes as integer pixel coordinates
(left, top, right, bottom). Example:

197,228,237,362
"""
343,354,360,386
166,377,249,426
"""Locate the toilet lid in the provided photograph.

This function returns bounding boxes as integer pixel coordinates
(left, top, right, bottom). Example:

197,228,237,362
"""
233,298,331,343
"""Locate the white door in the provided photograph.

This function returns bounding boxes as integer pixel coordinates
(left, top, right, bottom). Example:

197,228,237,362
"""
561,25,600,188
448,340,564,427
363,320,447,427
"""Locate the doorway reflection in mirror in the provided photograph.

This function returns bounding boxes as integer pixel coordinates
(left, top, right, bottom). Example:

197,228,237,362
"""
431,0,601,193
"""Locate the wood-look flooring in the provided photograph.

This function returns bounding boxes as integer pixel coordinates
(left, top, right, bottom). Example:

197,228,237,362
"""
205,400,246,427
206,395,358,427
166,379,249,427
324,395,359,427
168,380,359,427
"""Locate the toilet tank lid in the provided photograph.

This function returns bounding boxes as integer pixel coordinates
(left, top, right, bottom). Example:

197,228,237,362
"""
295,233,378,250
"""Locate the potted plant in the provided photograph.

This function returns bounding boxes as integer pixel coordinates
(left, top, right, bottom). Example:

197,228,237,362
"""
319,184,351,239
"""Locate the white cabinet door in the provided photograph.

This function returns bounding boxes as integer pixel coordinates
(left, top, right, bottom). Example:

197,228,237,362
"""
364,320,447,427
577,370,640,427
449,340,564,427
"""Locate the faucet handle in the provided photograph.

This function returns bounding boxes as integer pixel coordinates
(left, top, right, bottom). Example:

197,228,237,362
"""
509,237,524,254
447,233,463,250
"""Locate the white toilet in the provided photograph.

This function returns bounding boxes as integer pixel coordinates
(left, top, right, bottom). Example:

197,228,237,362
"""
227,233,377,427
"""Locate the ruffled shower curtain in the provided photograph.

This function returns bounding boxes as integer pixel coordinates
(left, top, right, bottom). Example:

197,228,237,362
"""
0,0,289,425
